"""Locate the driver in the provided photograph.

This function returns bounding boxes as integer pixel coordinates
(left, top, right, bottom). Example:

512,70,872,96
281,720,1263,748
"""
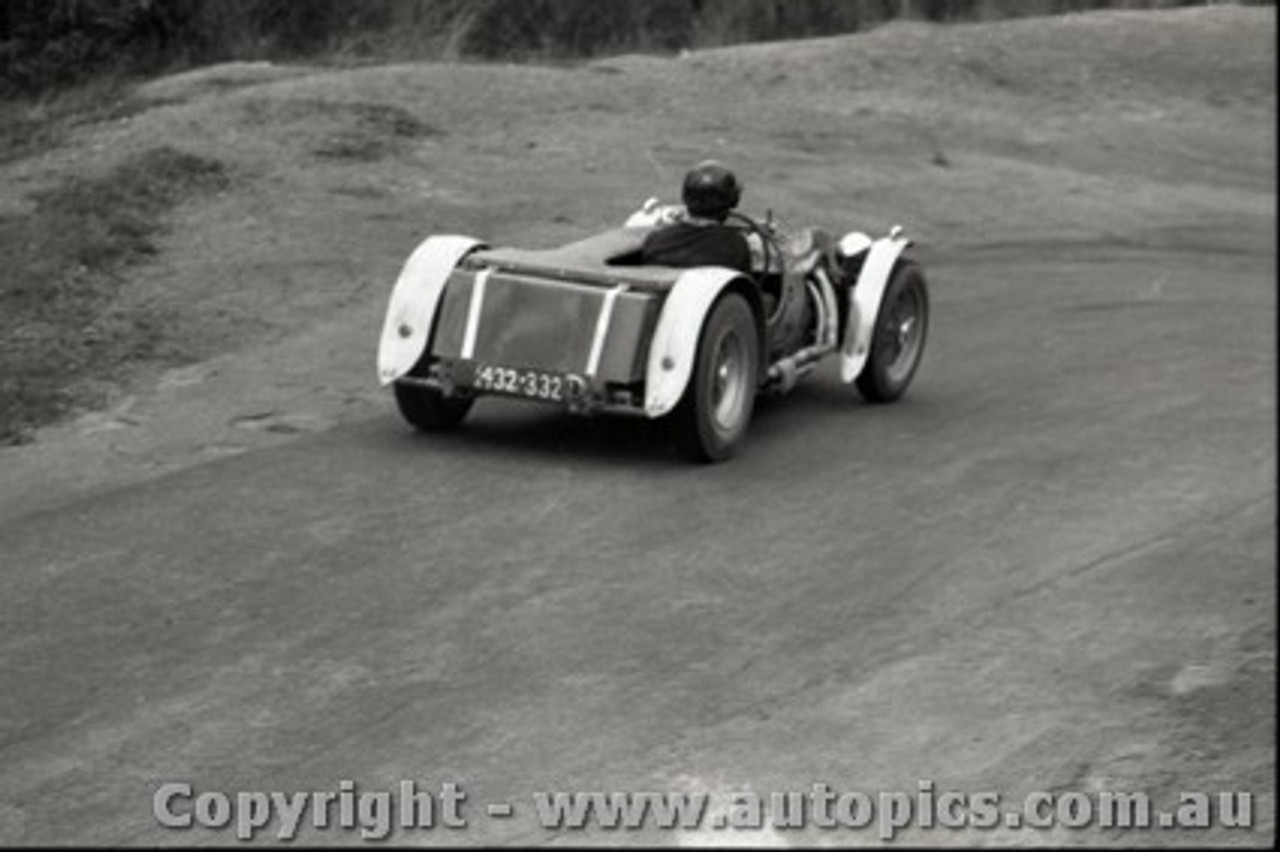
639,160,754,274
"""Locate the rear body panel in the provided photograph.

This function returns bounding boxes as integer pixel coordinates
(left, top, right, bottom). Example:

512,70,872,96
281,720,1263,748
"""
431,269,662,383
411,226,771,415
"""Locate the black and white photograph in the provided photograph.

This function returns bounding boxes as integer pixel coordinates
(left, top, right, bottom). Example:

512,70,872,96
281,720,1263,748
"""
0,0,1274,845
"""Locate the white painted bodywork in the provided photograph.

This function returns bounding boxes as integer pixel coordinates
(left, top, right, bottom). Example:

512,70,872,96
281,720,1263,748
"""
837,231,873,259
625,198,684,228
839,231,912,383
377,235,483,386
644,267,750,418
586,285,626,378
458,267,492,362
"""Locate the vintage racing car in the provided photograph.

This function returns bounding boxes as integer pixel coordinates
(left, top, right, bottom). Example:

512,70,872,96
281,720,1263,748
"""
377,199,929,461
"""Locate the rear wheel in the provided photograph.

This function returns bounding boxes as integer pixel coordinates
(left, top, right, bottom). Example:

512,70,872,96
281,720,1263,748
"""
856,261,929,403
394,381,473,431
674,293,759,462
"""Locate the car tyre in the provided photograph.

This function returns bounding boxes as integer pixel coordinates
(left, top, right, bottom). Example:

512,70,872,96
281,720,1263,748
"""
394,381,473,431
856,261,929,403
674,292,759,462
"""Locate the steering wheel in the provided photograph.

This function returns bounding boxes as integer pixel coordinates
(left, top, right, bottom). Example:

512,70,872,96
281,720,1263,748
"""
726,211,777,281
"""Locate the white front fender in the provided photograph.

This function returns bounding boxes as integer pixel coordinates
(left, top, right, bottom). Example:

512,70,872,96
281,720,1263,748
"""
839,233,912,383
377,235,483,386
645,267,753,418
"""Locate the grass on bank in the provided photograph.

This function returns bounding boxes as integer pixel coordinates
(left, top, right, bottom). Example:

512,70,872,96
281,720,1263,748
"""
0,78,149,166
0,146,230,444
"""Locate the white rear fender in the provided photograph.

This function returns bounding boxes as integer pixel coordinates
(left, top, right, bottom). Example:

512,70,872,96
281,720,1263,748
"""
377,235,484,386
839,232,912,383
645,267,754,418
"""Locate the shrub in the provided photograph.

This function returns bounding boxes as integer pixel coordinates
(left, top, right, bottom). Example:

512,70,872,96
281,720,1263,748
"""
1,1,1271,96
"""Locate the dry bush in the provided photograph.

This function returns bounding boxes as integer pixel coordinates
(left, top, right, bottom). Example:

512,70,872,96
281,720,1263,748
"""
4,0,1270,96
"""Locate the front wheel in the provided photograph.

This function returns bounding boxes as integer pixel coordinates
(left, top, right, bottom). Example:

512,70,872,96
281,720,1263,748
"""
674,292,760,463
856,261,929,403
394,381,473,431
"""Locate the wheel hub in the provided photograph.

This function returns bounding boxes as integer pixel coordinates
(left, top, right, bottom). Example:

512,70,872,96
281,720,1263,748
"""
711,331,747,431
881,285,923,383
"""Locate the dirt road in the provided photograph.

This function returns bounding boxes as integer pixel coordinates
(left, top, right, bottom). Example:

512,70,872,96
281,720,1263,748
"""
0,7,1274,846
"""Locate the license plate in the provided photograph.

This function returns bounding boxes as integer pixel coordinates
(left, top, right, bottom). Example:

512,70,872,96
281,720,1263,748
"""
469,363,568,402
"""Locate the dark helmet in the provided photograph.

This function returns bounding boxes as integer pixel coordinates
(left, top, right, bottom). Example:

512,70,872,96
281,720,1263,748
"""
682,160,741,220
